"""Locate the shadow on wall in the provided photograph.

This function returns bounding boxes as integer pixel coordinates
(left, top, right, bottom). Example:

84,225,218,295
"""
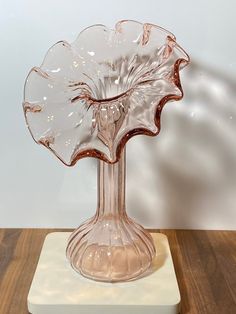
127,60,236,229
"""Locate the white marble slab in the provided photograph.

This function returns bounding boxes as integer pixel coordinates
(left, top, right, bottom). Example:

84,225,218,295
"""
28,232,180,314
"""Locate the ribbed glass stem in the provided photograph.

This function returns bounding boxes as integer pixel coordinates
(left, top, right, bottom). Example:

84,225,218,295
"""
67,147,156,282
97,149,126,218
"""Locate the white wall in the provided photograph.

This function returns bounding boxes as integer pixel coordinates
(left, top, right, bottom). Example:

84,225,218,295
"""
0,0,235,229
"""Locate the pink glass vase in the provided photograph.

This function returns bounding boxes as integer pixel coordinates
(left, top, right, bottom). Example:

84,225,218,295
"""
23,20,189,282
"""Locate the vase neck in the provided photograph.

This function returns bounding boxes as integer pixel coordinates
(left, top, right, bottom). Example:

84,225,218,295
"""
97,149,126,218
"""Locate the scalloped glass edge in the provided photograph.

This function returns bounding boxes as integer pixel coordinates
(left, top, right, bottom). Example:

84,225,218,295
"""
23,20,190,166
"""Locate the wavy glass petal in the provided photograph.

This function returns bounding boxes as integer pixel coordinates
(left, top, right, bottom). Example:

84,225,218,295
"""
23,20,189,166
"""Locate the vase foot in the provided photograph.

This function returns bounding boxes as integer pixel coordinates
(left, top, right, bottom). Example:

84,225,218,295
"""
66,216,156,282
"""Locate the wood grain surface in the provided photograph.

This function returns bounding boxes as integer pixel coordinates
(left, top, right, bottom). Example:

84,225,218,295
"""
0,229,235,314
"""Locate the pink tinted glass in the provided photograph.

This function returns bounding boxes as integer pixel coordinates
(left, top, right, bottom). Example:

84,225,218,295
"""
23,20,189,282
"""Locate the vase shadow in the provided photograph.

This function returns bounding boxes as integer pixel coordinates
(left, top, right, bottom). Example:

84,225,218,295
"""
127,59,236,313
128,58,236,230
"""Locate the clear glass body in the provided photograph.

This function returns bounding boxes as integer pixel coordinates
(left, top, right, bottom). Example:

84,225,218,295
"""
66,148,156,282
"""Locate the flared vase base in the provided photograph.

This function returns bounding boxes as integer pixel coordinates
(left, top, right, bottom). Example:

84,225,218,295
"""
66,217,156,282
28,232,180,314
69,242,153,282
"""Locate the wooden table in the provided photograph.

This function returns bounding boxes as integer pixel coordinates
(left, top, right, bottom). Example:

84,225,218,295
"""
0,229,235,314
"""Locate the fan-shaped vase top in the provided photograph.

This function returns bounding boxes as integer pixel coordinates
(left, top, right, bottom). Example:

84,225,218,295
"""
23,20,189,282
23,20,189,166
